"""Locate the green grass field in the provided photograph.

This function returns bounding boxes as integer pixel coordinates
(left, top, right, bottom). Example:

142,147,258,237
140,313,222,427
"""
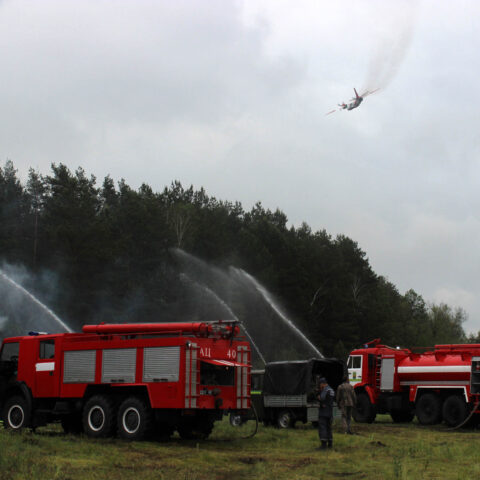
0,416,479,480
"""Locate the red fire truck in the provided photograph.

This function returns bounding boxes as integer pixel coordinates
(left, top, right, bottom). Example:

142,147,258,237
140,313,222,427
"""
0,321,251,440
348,339,480,427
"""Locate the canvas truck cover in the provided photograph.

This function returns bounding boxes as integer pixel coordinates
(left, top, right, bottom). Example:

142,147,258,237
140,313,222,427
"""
262,358,344,396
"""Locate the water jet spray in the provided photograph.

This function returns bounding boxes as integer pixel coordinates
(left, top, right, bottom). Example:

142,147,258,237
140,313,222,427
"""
0,269,72,333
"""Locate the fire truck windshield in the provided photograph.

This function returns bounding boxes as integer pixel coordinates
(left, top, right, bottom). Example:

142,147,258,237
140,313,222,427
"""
0,342,19,363
200,361,235,386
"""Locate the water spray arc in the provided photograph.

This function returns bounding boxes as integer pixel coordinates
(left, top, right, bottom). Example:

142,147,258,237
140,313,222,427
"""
233,269,324,359
0,269,73,333
174,249,322,361
179,273,267,365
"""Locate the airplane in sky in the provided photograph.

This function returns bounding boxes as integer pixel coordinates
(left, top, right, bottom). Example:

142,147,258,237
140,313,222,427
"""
326,88,379,115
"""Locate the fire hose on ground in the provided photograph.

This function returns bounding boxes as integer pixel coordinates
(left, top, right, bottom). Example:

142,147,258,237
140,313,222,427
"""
446,399,480,431
241,401,259,439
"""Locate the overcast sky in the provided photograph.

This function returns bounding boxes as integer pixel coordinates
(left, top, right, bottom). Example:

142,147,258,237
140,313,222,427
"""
1,0,480,331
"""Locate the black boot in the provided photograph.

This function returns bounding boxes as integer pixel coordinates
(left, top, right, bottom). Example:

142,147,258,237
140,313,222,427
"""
317,441,327,450
327,440,333,448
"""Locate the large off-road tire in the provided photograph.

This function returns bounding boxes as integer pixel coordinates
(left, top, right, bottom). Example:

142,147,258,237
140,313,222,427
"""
276,410,295,429
442,395,468,428
178,418,214,440
416,393,442,425
390,409,415,423
82,395,116,438
353,392,376,423
3,396,31,431
117,396,153,441
61,414,83,434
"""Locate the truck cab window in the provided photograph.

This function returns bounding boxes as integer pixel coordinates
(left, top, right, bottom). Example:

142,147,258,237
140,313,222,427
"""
0,342,19,362
352,356,362,369
40,340,55,359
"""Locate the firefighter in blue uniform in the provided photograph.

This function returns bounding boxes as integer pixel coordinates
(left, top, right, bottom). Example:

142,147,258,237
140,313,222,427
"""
316,376,335,450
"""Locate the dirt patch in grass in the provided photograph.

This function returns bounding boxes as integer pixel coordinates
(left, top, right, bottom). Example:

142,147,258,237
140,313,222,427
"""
327,472,366,478
238,456,266,464
369,440,387,447
281,457,315,469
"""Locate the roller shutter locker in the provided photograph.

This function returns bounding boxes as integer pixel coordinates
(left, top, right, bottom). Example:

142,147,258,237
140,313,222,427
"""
63,350,96,383
143,346,180,382
102,348,136,383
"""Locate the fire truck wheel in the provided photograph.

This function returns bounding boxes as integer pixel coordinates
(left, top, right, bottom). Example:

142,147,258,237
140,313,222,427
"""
117,396,153,441
3,396,31,431
353,393,376,423
390,410,414,423
416,393,442,425
442,395,468,427
276,410,294,429
82,395,116,438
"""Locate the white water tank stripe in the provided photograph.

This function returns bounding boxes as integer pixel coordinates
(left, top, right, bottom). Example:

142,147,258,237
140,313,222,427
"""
398,366,470,373
36,362,55,372
400,381,469,386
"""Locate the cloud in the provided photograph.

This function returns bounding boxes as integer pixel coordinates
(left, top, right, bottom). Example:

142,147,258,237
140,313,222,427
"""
0,0,305,178
431,286,473,314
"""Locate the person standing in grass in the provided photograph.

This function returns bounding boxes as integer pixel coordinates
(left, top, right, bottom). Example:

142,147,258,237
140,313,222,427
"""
316,376,335,450
336,376,356,434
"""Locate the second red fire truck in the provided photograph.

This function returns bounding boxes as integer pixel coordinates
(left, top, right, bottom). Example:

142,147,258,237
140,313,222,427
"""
348,339,480,427
0,321,251,440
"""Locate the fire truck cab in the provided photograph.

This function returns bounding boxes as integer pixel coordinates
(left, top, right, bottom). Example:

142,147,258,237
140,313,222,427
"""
0,321,251,440
348,339,480,427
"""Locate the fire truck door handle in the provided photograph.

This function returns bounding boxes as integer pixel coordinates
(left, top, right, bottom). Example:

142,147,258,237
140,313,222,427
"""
49,372,53,376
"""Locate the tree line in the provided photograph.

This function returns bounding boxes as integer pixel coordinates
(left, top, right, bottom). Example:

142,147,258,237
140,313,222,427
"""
0,160,471,359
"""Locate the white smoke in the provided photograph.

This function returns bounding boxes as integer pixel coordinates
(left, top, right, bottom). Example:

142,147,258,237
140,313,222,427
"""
0,316,8,330
362,0,419,92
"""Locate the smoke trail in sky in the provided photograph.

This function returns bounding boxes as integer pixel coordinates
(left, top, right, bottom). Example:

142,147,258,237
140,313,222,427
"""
362,1,419,92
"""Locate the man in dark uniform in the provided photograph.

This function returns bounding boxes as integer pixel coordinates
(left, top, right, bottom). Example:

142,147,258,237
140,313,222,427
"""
316,376,335,450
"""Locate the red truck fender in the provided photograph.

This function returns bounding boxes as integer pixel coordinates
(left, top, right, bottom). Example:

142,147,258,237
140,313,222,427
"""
3,381,34,412
353,383,376,404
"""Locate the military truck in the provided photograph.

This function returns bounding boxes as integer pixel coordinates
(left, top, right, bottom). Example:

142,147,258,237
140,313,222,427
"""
230,358,344,428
